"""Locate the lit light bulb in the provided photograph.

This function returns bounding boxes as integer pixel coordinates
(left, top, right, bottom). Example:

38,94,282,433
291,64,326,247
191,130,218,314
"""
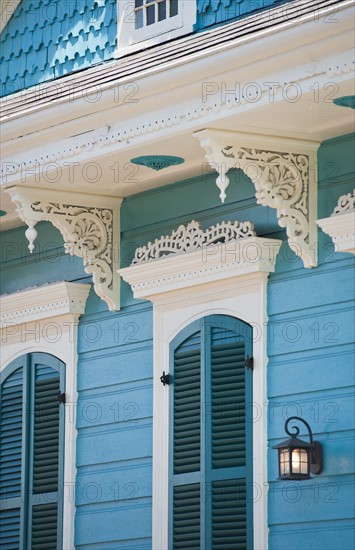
292,449,301,473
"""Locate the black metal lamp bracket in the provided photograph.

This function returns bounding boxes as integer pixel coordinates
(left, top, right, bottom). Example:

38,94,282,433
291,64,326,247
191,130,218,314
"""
285,416,323,475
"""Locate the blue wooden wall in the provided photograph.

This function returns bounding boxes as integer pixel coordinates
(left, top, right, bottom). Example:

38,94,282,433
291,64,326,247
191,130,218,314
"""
196,0,291,30
267,133,355,549
0,0,296,97
0,133,354,549
0,0,117,97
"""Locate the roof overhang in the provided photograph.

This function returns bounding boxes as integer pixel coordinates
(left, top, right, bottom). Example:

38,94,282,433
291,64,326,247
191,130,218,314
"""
1,0,354,230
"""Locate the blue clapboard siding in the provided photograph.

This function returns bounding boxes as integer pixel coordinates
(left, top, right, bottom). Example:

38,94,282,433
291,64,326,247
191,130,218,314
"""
267,133,355,550
75,302,153,549
0,221,88,295
0,0,117,97
0,132,354,549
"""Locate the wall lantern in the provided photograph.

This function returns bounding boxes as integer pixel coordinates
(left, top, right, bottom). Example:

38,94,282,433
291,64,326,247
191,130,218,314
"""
273,416,323,480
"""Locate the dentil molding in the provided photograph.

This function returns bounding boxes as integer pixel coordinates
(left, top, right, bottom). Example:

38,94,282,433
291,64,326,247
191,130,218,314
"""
195,129,319,268
1,48,352,184
119,219,282,300
317,188,355,255
6,186,122,311
0,281,91,326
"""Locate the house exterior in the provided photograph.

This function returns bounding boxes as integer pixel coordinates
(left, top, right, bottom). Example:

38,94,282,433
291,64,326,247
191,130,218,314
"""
0,1,354,549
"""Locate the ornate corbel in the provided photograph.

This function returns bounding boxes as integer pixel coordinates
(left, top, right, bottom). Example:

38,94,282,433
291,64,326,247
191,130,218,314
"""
6,186,122,311
317,189,355,255
194,129,319,268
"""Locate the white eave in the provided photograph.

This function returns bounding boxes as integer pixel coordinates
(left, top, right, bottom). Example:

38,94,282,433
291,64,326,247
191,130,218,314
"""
0,0,354,229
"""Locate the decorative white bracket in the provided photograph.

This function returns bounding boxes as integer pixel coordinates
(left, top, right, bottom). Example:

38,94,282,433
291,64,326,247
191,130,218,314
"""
194,129,319,268
6,186,122,311
317,188,355,255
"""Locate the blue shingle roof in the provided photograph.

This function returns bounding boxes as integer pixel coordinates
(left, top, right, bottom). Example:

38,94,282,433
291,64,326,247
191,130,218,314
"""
0,0,117,97
196,0,291,29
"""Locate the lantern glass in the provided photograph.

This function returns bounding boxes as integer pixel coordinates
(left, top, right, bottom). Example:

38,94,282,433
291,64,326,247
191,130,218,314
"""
291,448,308,475
279,448,290,476
274,416,323,480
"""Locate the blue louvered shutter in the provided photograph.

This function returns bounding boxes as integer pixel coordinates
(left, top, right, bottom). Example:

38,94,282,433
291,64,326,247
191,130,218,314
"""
0,358,25,550
0,353,65,550
170,316,253,550
29,355,65,550
208,321,253,550
171,330,201,549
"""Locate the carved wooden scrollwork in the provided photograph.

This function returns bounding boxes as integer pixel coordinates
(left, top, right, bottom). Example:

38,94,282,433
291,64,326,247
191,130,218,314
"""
6,187,122,311
132,219,255,264
332,189,355,215
195,129,319,268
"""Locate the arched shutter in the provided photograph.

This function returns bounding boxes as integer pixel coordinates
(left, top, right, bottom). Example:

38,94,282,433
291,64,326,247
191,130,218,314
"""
0,358,25,550
172,331,201,549
170,315,253,550
0,353,65,550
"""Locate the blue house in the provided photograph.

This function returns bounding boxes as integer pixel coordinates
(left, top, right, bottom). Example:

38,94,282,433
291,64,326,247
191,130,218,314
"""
0,1,354,549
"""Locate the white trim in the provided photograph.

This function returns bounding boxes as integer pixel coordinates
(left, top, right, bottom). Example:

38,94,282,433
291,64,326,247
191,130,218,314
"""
5,187,122,311
2,2,353,142
120,236,282,298
194,129,319,268
317,210,355,255
0,282,91,325
117,0,196,57
0,282,91,550
120,238,282,550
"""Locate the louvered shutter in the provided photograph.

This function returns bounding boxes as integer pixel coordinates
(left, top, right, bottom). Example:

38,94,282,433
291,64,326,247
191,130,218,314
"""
171,331,201,549
170,316,253,550
0,353,65,550
209,324,252,550
0,359,25,550
29,358,64,550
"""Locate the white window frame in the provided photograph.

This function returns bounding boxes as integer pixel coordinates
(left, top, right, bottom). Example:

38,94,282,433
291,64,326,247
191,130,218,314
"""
117,0,196,56
0,282,90,550
120,235,282,550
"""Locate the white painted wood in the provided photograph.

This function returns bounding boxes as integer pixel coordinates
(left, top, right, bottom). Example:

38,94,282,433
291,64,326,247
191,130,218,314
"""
120,236,282,298
317,188,355,255
1,3,353,152
5,186,122,311
117,0,196,56
0,282,91,550
195,129,320,268
317,211,355,255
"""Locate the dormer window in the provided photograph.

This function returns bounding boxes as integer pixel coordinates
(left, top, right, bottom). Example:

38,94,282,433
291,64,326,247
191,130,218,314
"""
118,0,195,56
134,0,179,29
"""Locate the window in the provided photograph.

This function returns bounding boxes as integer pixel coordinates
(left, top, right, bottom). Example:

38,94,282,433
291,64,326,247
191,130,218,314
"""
0,353,65,550
0,281,90,550
117,0,196,55
134,0,179,29
119,226,282,549
169,315,253,549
